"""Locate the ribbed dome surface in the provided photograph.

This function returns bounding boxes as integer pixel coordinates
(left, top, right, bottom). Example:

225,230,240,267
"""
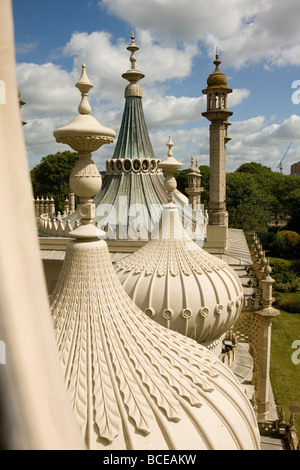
51,237,260,450
115,204,244,346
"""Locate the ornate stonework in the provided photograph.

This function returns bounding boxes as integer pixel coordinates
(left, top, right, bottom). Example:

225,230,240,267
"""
51,238,260,450
115,141,244,348
50,70,260,450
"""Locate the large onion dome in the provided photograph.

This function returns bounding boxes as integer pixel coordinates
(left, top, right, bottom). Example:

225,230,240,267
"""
51,237,260,450
114,141,244,353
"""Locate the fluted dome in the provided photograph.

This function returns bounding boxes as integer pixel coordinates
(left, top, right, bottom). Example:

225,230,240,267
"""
115,204,244,350
51,237,260,450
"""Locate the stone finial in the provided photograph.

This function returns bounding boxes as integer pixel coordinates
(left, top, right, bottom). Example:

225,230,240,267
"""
128,32,139,70
53,64,116,238
122,33,145,98
158,137,182,203
214,46,221,70
76,64,93,115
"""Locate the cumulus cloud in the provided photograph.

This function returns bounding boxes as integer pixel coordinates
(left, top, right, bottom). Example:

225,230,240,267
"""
99,0,300,69
225,115,300,171
23,117,67,168
242,115,300,147
17,62,78,118
17,3,300,173
143,87,249,130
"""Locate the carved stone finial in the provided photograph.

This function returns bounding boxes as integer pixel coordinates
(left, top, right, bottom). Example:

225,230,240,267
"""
158,137,182,203
213,46,221,71
53,64,116,238
122,34,145,98
76,64,93,115
128,32,139,70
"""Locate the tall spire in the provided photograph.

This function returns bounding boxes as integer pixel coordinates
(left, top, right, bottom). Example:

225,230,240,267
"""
111,34,155,160
202,49,233,250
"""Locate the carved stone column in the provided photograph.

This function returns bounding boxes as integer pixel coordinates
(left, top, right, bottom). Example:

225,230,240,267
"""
254,262,280,420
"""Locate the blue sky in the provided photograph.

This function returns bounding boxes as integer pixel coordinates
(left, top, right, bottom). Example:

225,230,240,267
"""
12,0,300,174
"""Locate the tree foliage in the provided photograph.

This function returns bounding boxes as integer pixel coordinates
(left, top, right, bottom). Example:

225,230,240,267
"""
30,151,78,213
269,230,300,259
226,172,273,233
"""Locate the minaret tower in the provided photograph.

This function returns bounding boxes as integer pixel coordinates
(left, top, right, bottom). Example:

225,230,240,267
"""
202,48,232,252
185,156,203,211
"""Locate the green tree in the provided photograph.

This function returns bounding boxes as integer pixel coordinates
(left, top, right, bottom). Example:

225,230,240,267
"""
284,188,300,233
30,151,78,213
174,168,189,196
269,230,300,258
236,162,268,174
226,172,273,233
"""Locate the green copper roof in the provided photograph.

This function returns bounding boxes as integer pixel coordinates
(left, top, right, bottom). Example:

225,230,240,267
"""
112,96,155,160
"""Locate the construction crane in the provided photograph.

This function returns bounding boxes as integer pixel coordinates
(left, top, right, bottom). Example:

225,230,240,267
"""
277,142,292,173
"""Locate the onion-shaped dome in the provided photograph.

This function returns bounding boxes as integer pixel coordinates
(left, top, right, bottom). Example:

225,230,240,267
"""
207,49,228,88
188,155,200,175
51,237,260,450
115,203,244,350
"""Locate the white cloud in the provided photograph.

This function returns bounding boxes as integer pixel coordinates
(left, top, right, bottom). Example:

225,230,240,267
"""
16,5,300,174
99,0,259,42
15,42,37,55
143,87,249,130
99,0,300,69
23,117,67,168
17,62,77,118
225,115,300,172
243,114,300,147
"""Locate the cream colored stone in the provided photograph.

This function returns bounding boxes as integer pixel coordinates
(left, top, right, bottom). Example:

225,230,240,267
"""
0,0,84,450
115,204,243,350
50,75,260,450
115,142,243,350
202,50,232,251
51,236,260,450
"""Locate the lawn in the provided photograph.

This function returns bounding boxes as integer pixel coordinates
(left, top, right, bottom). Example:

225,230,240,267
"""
266,256,300,435
270,307,300,434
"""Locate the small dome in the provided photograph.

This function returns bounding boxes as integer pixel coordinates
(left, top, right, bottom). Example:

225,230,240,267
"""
188,164,199,174
206,49,228,87
115,204,244,350
207,70,228,87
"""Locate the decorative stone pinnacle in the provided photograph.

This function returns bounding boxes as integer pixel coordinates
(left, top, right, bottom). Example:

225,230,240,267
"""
214,46,221,70
167,135,173,158
158,137,182,203
127,32,139,70
76,63,93,115
53,64,116,238
122,34,145,97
